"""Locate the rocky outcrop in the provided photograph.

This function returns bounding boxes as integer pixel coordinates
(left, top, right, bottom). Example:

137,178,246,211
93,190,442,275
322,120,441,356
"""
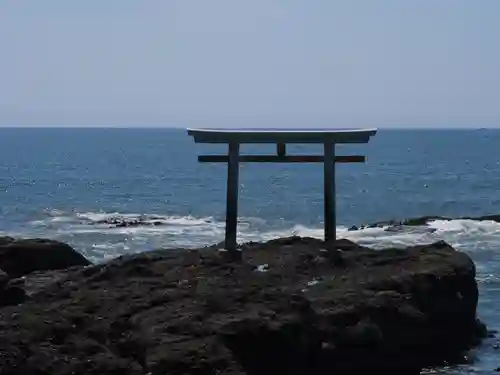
384,224,437,234
0,268,8,288
406,214,500,226
351,213,500,231
0,237,486,375
0,237,91,278
84,214,169,228
0,237,91,307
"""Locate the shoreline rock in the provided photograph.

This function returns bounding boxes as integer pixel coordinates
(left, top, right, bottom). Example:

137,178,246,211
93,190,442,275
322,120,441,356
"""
0,237,91,278
0,237,91,306
0,236,487,375
350,213,500,231
85,214,170,228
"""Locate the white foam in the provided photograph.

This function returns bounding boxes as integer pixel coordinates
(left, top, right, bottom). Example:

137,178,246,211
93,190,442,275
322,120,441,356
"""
30,220,47,227
23,210,500,271
162,216,215,226
242,219,500,254
75,212,132,222
91,243,116,250
429,219,500,234
36,210,500,248
307,279,320,286
44,208,66,217
255,264,269,272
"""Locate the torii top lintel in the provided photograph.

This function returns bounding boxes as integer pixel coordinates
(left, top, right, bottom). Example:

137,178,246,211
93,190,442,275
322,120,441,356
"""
187,128,378,144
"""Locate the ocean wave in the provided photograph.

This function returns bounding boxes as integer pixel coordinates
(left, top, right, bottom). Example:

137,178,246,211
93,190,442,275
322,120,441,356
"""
20,210,500,266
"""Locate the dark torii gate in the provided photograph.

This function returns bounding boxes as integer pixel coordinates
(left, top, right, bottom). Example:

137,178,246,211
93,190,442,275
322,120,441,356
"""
188,128,377,254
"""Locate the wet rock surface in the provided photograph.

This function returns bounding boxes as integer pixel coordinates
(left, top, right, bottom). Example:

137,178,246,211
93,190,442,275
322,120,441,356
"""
384,224,437,234
0,236,486,375
86,214,170,228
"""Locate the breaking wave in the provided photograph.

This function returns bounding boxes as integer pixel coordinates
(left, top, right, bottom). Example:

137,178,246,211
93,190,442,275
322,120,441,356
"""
17,209,500,270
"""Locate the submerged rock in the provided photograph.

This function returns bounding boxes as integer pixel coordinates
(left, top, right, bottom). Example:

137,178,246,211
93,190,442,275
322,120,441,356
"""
400,214,500,226
0,237,91,278
0,236,485,375
402,215,448,226
89,215,168,228
384,224,437,234
366,213,500,228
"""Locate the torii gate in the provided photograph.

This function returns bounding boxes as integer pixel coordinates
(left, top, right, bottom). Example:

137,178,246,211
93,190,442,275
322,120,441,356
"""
188,128,377,254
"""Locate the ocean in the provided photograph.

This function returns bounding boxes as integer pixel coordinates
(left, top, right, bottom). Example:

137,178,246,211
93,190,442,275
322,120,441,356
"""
0,127,499,373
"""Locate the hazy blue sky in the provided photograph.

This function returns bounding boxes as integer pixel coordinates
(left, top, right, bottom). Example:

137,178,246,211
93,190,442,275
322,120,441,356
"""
1,1,499,128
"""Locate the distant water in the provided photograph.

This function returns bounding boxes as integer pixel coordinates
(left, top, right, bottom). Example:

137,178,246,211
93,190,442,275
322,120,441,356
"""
0,127,499,373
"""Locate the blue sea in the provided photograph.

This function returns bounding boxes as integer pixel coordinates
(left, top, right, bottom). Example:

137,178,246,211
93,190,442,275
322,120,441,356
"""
0,128,499,373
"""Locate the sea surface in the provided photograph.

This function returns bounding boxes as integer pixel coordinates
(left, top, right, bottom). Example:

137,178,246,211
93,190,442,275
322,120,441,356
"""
0,127,499,373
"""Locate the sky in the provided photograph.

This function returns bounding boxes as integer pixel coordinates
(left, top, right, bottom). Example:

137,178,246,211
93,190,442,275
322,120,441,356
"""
1,1,499,128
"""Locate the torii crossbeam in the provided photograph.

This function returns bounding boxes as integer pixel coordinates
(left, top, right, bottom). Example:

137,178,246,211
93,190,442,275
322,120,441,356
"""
188,128,377,254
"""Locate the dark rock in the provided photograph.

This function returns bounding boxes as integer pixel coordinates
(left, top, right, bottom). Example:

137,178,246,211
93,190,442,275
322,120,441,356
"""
365,220,395,228
89,215,168,228
335,238,371,252
348,225,358,231
384,225,437,234
0,268,8,288
0,236,15,246
0,285,26,306
16,266,87,296
0,237,91,278
359,213,500,230
472,214,500,223
388,213,500,228
402,216,447,226
0,237,485,375
475,319,488,338
212,240,227,249
384,224,403,232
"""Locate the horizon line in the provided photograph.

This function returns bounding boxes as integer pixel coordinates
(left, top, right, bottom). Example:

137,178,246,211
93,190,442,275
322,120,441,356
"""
0,125,499,130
